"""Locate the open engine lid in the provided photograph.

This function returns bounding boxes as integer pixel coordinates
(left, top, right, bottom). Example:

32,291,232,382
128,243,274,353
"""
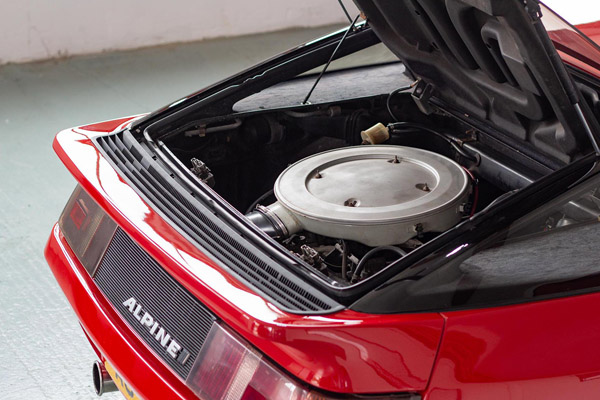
352,0,595,164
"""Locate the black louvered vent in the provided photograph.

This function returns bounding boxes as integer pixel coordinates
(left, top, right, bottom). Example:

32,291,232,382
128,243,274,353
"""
95,131,339,313
94,228,216,379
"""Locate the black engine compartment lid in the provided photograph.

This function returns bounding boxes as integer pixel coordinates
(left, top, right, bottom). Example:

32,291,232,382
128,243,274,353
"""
352,0,594,164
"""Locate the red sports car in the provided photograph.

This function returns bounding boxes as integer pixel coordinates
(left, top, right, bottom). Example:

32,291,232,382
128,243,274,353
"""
45,1,600,399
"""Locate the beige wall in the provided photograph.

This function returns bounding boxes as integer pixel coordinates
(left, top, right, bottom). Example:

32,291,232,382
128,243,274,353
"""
3,1,597,66
543,0,600,26
0,0,359,64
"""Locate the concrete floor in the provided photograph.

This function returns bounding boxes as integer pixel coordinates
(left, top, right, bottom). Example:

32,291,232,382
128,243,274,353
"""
0,25,341,399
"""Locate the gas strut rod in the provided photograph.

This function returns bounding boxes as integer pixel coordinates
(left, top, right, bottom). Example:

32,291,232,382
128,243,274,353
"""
337,0,354,24
526,0,600,155
302,14,361,105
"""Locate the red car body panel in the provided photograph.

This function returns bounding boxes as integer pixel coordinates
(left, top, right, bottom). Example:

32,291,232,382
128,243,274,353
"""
49,121,445,395
424,293,600,399
44,19,600,399
578,21,600,45
549,21,600,79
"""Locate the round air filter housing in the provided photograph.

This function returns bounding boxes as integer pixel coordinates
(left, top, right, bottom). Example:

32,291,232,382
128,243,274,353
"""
269,145,470,246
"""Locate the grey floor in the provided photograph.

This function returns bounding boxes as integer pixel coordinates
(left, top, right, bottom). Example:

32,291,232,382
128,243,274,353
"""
0,25,341,399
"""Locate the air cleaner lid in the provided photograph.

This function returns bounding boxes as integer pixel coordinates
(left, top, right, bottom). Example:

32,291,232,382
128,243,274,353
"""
274,145,469,225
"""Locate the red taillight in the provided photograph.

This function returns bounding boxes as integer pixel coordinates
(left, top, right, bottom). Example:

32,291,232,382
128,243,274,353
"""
59,185,116,275
69,199,88,229
186,323,306,400
186,323,416,400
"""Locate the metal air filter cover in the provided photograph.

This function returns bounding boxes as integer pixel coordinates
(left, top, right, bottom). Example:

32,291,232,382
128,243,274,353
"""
273,145,470,246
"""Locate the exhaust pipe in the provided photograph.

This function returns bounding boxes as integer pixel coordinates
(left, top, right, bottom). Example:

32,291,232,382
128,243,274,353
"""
92,361,118,396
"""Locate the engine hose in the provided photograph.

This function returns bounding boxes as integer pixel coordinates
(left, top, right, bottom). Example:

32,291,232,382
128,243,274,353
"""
388,122,479,163
461,166,479,217
245,189,275,214
341,240,348,281
386,83,418,122
350,246,407,283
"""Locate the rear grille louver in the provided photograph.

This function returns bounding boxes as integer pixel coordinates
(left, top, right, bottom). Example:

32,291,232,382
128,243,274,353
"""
95,131,339,313
94,228,216,379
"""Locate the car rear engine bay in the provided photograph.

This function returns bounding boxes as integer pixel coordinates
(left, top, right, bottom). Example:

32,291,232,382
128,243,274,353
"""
157,89,542,287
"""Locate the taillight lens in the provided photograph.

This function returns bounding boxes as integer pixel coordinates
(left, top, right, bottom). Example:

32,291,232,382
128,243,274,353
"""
187,322,416,400
58,185,116,276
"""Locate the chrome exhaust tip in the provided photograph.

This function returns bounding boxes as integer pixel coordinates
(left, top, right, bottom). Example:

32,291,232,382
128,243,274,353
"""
92,361,118,396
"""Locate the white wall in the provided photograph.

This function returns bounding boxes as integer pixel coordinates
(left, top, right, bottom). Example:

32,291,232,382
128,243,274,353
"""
0,0,359,65
3,1,599,66
543,0,600,25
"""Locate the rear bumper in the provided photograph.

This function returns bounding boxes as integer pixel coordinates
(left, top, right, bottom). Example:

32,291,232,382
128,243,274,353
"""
45,223,195,399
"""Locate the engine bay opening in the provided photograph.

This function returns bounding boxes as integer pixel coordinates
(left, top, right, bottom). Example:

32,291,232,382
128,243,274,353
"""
159,89,518,287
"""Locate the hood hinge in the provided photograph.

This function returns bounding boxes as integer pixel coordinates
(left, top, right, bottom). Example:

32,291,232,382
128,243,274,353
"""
521,0,542,21
411,80,435,115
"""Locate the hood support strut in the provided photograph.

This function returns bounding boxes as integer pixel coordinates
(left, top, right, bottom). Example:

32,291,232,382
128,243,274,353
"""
525,0,600,155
